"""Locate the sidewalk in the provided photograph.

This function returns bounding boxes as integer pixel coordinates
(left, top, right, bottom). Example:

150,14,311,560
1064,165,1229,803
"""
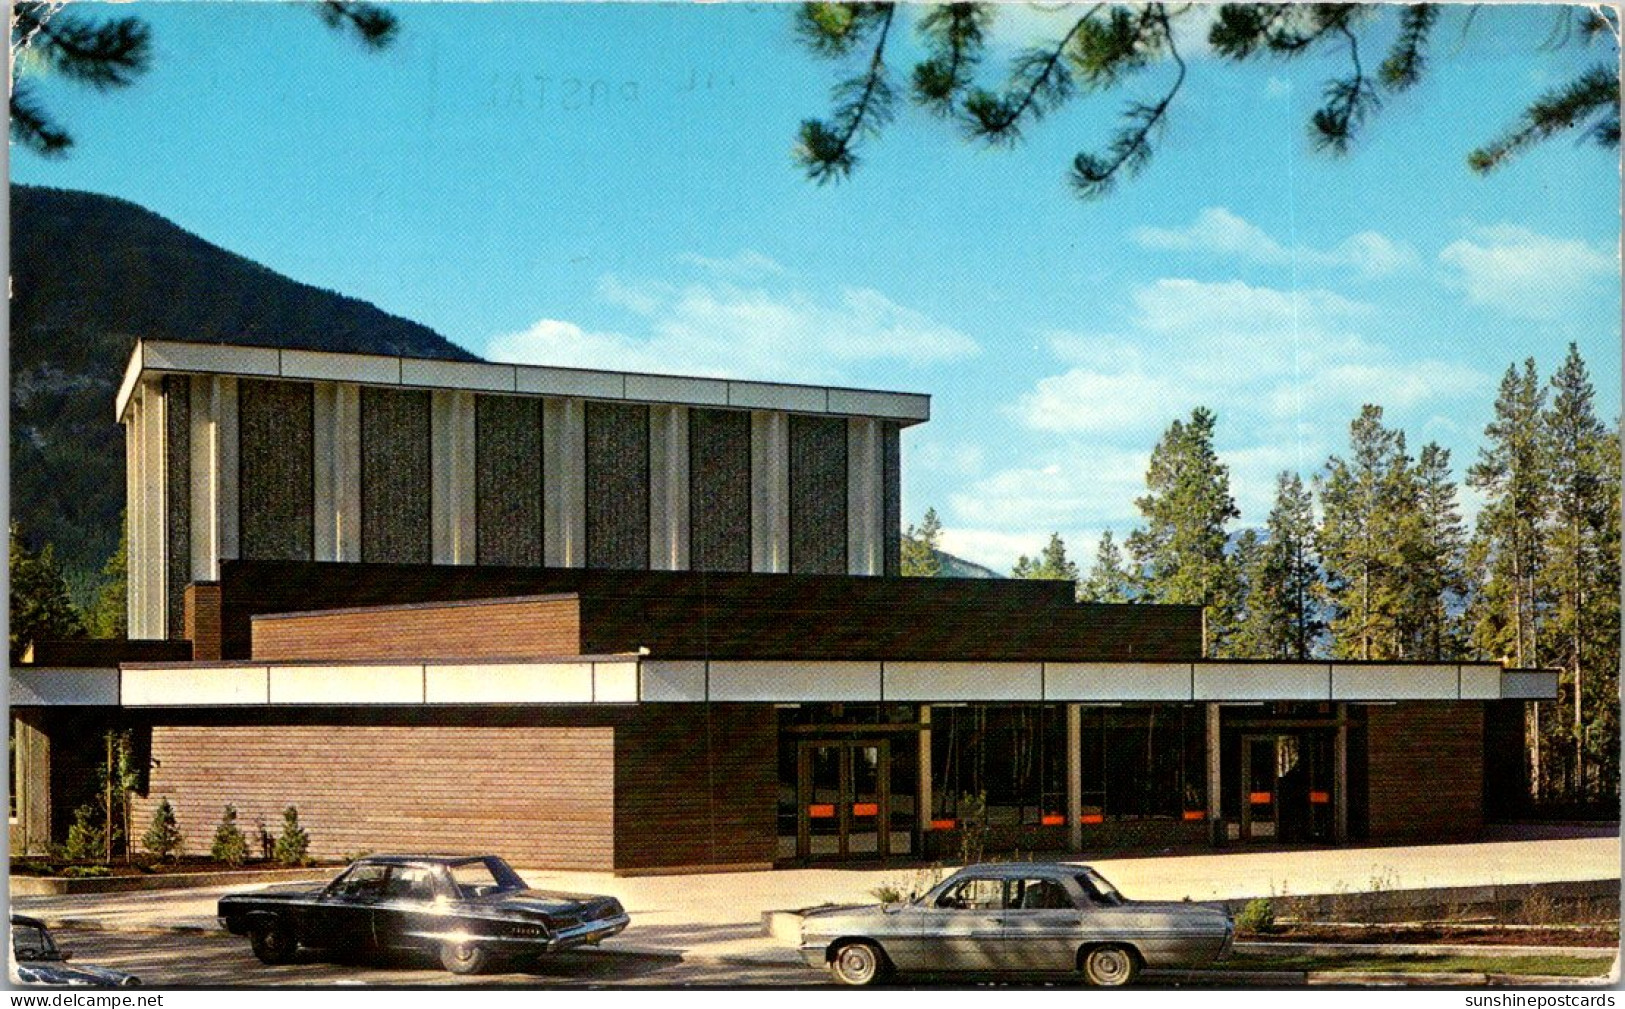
11,827,1619,968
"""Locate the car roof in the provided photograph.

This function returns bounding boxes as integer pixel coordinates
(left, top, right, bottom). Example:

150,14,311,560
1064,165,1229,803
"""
953,862,1094,878
9,914,47,929
353,854,502,866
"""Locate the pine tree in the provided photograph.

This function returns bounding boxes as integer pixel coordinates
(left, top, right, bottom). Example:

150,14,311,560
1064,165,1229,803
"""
900,507,944,577
1127,408,1240,656
1540,345,1616,801
1467,359,1551,800
84,515,128,639
272,806,311,866
142,798,185,861
1317,406,1412,660
1232,473,1322,659
211,805,250,867
1079,530,1134,603
10,523,86,662
1405,444,1468,660
1012,533,1080,585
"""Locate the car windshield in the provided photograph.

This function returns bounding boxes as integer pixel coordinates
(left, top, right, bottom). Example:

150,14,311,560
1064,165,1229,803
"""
449,857,527,898
1078,870,1124,906
11,923,58,961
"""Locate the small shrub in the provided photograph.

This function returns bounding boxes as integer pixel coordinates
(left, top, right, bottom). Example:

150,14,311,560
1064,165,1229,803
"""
272,806,310,866
1236,898,1277,935
211,805,249,867
142,799,185,861
869,885,904,904
62,805,105,862
61,865,112,879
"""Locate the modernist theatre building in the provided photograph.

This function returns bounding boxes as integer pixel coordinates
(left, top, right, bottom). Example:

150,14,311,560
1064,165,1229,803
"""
12,340,1555,872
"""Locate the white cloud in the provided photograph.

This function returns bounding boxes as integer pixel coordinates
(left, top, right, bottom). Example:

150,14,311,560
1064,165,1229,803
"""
1015,369,1182,434
486,272,977,382
1439,225,1617,319
676,249,787,280
949,450,1149,532
1133,207,1419,278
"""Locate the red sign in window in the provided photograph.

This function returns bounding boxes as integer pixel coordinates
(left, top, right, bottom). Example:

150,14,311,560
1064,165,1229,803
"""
1249,791,1273,805
1040,813,1065,826
808,804,835,819
1309,790,1331,804
1080,813,1104,825
851,803,878,817
1182,810,1206,821
930,818,957,830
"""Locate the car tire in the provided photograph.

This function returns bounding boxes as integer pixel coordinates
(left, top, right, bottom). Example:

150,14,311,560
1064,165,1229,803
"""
828,940,888,987
1080,944,1138,987
440,941,492,975
249,919,298,965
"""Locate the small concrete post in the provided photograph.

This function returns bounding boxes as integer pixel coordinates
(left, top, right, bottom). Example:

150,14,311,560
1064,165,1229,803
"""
1067,704,1083,852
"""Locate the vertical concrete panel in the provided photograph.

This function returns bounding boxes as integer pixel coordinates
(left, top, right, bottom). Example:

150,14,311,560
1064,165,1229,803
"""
125,396,143,638
688,409,751,572
542,398,586,567
361,386,432,564
585,401,650,570
475,395,543,567
188,375,240,581
13,711,50,855
139,381,166,637
431,390,478,564
164,376,191,640
789,415,847,574
883,421,902,577
648,405,690,571
238,380,314,561
313,383,362,562
846,418,882,575
750,411,789,573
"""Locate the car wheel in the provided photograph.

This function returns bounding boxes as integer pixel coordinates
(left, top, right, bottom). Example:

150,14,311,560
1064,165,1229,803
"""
1080,944,1138,987
828,940,888,987
249,919,298,965
440,941,492,975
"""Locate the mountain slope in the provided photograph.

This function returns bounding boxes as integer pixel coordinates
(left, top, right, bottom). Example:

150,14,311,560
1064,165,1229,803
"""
10,184,478,587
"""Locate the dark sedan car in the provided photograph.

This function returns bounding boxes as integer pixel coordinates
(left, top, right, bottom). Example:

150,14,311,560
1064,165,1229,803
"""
799,862,1233,987
218,854,629,974
11,915,141,987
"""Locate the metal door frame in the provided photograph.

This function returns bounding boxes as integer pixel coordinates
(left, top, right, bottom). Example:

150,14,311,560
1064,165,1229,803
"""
796,739,891,860
1238,733,1281,842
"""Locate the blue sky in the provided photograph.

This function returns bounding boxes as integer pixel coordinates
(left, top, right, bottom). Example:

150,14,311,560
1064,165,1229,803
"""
14,2,1621,571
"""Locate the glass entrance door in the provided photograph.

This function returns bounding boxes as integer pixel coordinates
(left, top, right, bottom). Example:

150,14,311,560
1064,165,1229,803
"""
797,740,891,860
1240,733,1334,842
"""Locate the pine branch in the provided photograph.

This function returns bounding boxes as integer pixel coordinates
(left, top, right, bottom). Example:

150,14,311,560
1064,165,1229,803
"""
315,1,399,49
1380,4,1436,90
13,3,151,90
9,81,72,157
912,3,990,115
1070,5,1187,199
1311,23,1380,153
959,10,1095,143
794,4,898,183
1469,63,1621,172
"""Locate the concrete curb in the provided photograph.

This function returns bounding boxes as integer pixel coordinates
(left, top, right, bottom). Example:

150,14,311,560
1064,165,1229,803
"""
11,868,331,896
1235,940,1620,959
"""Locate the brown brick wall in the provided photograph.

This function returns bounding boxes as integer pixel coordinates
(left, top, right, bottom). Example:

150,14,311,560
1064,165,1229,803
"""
1365,702,1484,839
185,583,223,662
250,595,582,661
133,721,614,869
614,704,778,871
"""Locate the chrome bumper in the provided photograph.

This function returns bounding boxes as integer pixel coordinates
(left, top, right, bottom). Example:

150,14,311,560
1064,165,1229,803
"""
547,913,631,952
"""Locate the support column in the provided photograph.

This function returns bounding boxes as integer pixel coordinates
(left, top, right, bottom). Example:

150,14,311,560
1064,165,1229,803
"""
649,405,691,571
313,382,361,562
543,398,585,567
188,375,239,581
126,393,142,636
13,711,50,856
750,410,789,573
846,418,883,575
917,705,933,839
431,390,477,564
1206,702,1223,846
1334,702,1349,843
1067,703,1083,852
129,379,168,639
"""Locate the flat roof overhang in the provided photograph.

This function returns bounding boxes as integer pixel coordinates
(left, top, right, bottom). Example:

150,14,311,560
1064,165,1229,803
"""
12,660,1559,708
116,339,931,426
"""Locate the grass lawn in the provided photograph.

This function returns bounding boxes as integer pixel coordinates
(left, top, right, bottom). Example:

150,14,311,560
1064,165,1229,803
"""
1227,952,1616,978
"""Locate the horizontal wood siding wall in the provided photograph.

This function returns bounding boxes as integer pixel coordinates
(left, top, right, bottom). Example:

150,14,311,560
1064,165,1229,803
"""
250,596,582,661
133,722,614,868
615,704,777,870
1364,702,1484,840
217,560,1201,662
